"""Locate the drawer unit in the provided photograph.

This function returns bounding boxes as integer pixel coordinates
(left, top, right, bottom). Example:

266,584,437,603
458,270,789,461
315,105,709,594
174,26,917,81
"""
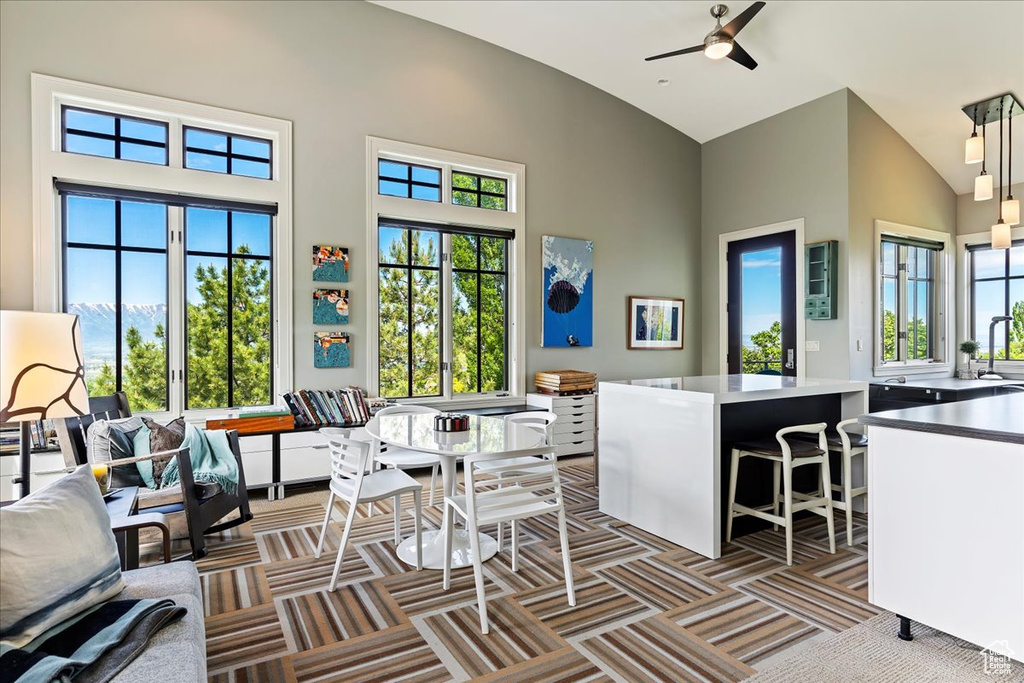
527,393,596,456
241,451,273,487
279,431,331,483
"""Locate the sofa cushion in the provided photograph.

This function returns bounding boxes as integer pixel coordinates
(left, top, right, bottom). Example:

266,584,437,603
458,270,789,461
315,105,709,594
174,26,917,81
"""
0,465,125,648
87,416,148,488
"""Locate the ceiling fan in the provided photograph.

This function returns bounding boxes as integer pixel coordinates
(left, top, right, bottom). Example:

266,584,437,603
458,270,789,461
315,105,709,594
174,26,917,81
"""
645,2,765,70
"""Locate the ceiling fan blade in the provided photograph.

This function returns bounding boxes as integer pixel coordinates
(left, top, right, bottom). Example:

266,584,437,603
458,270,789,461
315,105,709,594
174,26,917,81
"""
644,44,704,62
720,1,766,39
727,41,758,70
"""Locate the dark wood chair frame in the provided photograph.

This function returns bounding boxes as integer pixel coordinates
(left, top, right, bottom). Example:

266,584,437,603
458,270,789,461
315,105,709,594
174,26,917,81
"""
55,392,254,560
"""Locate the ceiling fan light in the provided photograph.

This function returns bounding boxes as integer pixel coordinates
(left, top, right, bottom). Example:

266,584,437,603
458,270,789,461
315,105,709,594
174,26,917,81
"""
704,38,733,60
992,219,1011,249
965,133,984,164
1002,197,1020,226
974,173,993,201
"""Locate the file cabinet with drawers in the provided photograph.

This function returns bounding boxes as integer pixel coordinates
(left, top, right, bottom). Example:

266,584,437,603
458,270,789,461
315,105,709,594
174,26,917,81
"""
526,393,596,456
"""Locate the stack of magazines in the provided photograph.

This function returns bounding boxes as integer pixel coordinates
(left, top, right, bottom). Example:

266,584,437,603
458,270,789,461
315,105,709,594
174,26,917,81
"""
281,387,370,427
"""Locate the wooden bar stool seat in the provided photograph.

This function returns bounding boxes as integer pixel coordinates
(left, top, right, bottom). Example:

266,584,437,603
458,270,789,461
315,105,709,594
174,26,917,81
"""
726,422,837,566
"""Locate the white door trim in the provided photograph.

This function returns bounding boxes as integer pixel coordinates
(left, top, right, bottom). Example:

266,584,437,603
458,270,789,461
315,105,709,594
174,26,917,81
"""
718,218,806,377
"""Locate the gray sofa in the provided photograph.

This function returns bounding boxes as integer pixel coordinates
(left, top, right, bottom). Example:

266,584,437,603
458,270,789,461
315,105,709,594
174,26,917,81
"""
112,562,206,682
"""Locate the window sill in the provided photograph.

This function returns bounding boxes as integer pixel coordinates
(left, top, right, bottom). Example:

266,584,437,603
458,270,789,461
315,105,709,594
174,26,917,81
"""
873,362,951,378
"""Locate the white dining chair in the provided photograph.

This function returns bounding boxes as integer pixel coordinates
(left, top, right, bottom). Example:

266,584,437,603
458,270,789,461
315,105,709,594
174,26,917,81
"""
373,405,442,505
442,445,575,634
315,432,423,591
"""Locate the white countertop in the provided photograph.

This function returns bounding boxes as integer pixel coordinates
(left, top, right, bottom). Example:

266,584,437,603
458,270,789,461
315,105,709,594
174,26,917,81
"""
599,375,868,404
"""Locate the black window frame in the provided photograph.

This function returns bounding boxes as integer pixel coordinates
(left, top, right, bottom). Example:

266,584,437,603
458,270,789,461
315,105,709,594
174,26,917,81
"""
879,236,942,364
377,160,442,202
183,125,273,180
61,105,169,165
451,235,510,394
184,207,275,409
451,171,508,211
60,192,170,408
969,240,1024,362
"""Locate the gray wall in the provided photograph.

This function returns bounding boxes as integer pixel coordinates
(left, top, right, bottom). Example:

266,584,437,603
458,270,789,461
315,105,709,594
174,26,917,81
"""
0,0,702,393
700,90,850,378
846,91,957,380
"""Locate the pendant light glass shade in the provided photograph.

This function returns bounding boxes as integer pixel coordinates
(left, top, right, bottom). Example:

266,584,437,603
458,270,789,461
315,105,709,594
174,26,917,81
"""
1002,197,1020,226
975,173,993,200
965,133,984,164
992,220,1011,249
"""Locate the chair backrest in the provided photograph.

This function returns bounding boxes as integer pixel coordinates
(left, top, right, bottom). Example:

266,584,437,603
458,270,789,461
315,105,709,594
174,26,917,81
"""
504,412,557,446
775,422,827,456
376,404,440,417
835,418,866,450
463,446,561,521
322,432,373,498
54,392,133,467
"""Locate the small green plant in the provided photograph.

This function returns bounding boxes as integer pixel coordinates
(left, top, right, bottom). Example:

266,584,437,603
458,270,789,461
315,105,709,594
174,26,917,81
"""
959,339,981,376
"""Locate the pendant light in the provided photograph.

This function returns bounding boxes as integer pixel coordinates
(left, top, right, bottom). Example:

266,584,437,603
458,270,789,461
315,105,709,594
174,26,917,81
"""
965,113,984,164
1001,102,1019,225
975,122,993,200
992,104,1011,250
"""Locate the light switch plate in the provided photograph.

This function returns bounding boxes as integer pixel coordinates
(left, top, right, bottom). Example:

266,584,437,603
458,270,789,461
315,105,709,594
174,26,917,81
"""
806,340,820,352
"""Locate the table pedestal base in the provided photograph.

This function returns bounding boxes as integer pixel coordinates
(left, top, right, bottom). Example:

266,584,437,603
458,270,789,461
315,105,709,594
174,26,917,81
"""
396,529,498,570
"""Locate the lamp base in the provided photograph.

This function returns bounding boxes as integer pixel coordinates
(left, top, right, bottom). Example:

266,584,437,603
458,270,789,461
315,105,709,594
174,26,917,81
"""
18,421,32,498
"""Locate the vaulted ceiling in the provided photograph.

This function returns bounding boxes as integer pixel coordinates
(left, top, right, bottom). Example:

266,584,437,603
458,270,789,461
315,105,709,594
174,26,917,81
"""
373,1,1024,195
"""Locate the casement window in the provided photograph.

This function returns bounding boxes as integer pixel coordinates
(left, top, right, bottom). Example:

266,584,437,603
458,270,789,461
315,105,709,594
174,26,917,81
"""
875,222,952,374
968,241,1024,362
368,138,525,403
33,75,292,416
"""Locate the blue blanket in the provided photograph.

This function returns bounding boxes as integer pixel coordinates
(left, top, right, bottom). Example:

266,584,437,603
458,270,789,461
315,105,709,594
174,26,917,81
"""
134,423,239,496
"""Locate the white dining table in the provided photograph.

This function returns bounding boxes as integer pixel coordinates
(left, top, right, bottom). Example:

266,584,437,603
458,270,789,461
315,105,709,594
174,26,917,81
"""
364,413,545,569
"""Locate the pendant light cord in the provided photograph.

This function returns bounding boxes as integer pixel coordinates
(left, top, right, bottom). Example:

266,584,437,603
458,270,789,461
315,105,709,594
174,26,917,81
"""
999,103,1004,216
1009,102,1013,192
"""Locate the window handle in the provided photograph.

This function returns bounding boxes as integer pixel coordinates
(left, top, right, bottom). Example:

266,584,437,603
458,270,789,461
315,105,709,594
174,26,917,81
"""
785,349,795,370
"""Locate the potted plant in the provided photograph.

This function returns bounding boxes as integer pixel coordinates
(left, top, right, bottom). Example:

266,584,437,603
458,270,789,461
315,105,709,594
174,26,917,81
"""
959,339,981,379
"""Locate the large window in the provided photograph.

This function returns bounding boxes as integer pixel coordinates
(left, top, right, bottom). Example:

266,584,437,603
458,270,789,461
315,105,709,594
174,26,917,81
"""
368,138,524,402
34,75,292,416
876,224,950,372
969,242,1024,362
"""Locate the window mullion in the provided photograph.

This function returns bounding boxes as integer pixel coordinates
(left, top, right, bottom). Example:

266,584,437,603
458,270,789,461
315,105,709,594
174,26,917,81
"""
897,245,908,362
168,206,186,416
441,233,454,400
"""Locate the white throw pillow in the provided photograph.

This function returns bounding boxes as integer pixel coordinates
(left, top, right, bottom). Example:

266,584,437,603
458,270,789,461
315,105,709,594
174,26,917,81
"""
0,465,125,648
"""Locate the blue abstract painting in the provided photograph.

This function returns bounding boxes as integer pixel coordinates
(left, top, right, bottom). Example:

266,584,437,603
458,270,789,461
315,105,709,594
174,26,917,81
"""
314,332,351,368
313,289,349,325
313,245,349,282
542,236,593,347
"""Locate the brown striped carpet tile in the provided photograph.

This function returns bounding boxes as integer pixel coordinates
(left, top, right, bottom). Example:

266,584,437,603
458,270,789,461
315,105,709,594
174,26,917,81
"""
288,623,450,683
580,614,757,683
595,555,730,611
421,596,568,678
513,572,652,640
188,456,885,680
665,588,826,667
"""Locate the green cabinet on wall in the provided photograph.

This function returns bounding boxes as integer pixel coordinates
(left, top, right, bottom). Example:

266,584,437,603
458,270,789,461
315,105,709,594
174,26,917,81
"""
805,240,838,319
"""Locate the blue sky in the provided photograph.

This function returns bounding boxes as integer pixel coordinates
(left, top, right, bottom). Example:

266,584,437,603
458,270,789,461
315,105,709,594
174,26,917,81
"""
741,247,782,345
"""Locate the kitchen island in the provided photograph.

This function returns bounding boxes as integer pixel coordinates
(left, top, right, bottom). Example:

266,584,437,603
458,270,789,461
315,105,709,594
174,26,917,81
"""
860,394,1024,659
598,375,868,559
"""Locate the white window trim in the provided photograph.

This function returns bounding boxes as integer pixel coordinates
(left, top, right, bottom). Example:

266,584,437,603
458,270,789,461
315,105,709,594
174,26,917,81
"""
31,74,293,419
366,137,526,407
956,226,1024,378
873,220,953,376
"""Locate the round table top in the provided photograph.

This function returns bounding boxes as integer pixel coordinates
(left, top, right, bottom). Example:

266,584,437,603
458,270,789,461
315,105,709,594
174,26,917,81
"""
365,413,545,457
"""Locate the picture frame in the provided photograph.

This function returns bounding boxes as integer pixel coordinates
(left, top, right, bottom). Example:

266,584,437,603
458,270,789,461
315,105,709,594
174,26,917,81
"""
628,296,684,350
312,245,349,282
313,288,349,325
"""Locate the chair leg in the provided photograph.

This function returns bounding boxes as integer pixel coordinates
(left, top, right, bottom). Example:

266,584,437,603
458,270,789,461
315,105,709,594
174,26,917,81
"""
429,464,437,507
820,457,837,554
467,516,489,634
496,479,505,551
772,461,781,531
783,460,794,566
725,449,741,542
844,449,854,546
511,519,520,572
442,504,455,590
412,489,422,570
393,494,402,546
329,500,358,592
315,491,336,559
556,505,576,607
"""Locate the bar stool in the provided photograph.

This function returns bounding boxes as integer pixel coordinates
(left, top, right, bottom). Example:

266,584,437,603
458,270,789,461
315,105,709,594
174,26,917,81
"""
798,419,868,546
726,422,837,566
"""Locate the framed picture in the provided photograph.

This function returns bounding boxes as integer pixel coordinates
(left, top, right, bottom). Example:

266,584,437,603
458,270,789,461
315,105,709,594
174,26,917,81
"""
312,245,349,282
541,236,593,347
313,289,349,325
628,296,684,350
314,332,351,368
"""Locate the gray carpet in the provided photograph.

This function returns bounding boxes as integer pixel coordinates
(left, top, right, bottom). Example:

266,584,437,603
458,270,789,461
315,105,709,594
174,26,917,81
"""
747,612,1024,682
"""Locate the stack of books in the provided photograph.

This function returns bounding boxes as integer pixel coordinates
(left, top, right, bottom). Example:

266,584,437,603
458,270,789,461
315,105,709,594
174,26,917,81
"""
534,370,597,396
281,387,370,427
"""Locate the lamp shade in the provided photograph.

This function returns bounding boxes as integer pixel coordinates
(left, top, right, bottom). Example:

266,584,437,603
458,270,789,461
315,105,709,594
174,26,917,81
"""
0,311,89,424
1002,197,1020,226
974,173,993,201
992,220,1012,250
965,134,984,164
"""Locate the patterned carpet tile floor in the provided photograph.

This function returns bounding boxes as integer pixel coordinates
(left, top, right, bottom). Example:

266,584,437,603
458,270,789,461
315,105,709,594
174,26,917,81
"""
143,457,880,682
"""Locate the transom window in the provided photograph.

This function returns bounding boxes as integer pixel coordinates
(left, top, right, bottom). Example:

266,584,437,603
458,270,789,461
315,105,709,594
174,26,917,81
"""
62,106,168,165
877,230,947,368
183,127,272,179
969,242,1024,361
378,160,442,202
452,171,507,211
